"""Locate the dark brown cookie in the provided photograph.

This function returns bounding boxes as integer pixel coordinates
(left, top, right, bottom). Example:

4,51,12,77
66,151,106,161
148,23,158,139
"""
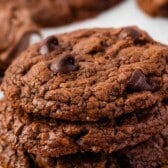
32,153,119,168
137,0,168,17
2,27,168,122
1,126,168,168
117,126,168,168
0,100,168,157
19,0,124,27
0,138,119,168
0,3,40,75
0,137,32,168
33,127,168,168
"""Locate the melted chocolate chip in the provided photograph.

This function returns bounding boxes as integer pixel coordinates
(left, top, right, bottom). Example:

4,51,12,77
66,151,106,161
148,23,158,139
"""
119,27,149,45
40,36,59,54
119,27,141,40
127,69,154,92
50,55,79,74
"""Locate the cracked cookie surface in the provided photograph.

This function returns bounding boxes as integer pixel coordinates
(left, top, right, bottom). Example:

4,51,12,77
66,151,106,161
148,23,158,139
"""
0,138,31,168
2,27,168,122
0,100,168,157
117,126,168,168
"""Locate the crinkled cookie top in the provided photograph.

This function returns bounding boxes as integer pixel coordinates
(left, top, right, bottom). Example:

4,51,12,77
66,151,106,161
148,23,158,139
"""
2,27,168,121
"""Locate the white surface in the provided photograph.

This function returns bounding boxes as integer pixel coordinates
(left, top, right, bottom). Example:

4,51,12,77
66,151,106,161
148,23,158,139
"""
0,0,168,99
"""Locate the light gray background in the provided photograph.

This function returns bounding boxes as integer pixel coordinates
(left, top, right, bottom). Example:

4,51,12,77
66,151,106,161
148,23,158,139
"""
0,0,168,99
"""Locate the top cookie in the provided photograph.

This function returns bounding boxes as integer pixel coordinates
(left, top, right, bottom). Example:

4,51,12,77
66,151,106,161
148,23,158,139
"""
137,0,168,17
2,27,168,121
19,0,123,27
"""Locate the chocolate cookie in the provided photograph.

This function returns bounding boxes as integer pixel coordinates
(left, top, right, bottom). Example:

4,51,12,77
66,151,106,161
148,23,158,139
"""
137,0,168,17
18,0,123,27
0,137,32,168
0,138,119,168
31,127,168,168
0,99,168,157
117,126,168,168
2,27,168,122
0,4,40,75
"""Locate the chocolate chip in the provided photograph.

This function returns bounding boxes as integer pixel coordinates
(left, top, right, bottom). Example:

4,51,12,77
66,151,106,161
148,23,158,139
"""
119,27,149,45
50,55,79,74
40,36,59,55
127,69,154,92
119,27,141,39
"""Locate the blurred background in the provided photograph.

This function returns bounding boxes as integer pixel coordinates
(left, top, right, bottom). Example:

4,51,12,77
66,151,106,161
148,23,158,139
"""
44,0,168,44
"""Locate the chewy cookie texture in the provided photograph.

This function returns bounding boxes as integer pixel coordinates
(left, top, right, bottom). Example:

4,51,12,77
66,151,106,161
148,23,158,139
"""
0,3,40,77
0,100,168,157
0,138,31,168
137,0,168,17
0,101,168,168
2,27,168,122
19,0,124,27
0,26,168,168
117,127,168,168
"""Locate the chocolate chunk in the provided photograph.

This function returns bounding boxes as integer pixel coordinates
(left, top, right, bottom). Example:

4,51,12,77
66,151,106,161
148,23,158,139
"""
40,36,59,54
119,27,142,40
127,69,153,92
50,55,79,74
118,27,149,45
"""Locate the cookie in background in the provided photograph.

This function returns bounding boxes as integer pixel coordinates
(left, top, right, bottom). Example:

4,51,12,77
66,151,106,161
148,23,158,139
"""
137,0,168,17
18,0,124,27
0,3,41,78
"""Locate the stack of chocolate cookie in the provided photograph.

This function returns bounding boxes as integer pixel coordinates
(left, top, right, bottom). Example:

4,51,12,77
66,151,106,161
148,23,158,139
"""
0,26,168,168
